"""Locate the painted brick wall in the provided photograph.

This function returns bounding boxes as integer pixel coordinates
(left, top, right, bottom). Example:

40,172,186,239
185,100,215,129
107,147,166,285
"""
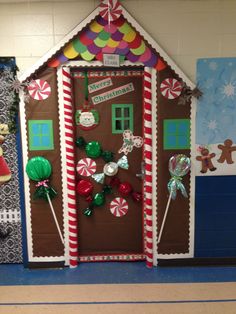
0,0,235,83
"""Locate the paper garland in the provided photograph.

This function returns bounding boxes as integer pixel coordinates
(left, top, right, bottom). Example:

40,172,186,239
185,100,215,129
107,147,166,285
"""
110,197,128,217
76,158,97,177
28,79,51,100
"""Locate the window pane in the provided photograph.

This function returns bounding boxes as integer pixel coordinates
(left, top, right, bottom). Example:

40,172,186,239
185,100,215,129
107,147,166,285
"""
178,136,188,147
41,123,49,134
167,135,177,148
124,120,130,129
42,136,50,146
32,124,40,134
115,108,122,117
32,136,41,147
178,122,188,134
115,120,122,130
124,108,130,117
167,123,177,134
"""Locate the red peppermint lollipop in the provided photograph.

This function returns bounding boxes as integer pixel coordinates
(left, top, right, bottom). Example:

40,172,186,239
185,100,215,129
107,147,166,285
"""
99,0,122,21
160,78,182,99
110,197,128,217
76,158,97,177
28,79,51,100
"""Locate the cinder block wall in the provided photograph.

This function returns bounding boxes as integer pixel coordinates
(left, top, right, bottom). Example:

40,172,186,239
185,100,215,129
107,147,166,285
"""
0,0,235,82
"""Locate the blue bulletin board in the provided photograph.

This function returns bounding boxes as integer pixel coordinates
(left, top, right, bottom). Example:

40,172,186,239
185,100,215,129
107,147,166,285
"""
195,58,236,258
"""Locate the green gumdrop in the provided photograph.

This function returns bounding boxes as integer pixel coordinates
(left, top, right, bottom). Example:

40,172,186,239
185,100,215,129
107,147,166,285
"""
93,193,105,206
76,136,87,148
26,156,52,182
102,151,114,162
85,141,102,158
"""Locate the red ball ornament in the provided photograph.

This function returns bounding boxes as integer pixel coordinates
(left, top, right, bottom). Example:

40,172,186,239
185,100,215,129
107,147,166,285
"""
132,191,143,202
76,179,93,197
118,182,132,196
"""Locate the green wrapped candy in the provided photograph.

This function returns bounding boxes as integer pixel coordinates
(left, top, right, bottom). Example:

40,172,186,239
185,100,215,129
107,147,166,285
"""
76,136,87,148
102,185,112,195
93,192,105,206
85,141,102,158
102,151,114,162
83,207,93,216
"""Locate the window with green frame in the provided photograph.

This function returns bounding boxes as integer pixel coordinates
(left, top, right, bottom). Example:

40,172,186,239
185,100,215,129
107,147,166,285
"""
28,120,54,151
163,119,190,150
112,104,133,134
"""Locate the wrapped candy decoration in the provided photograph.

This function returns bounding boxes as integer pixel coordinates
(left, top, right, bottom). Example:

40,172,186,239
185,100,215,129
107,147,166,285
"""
168,154,191,200
76,179,93,197
158,154,191,244
85,141,102,158
118,182,132,196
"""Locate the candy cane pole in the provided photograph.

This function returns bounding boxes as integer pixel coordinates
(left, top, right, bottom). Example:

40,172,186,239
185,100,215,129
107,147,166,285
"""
144,68,153,268
62,67,78,268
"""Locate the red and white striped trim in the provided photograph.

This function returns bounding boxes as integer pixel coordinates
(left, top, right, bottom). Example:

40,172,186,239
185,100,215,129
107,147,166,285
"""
143,68,153,268
62,67,78,268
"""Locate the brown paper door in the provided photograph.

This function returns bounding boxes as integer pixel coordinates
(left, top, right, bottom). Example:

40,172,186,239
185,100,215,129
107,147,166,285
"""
72,68,144,259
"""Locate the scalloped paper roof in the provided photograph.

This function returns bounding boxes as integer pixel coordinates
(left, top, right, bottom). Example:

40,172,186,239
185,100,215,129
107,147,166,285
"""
48,15,166,71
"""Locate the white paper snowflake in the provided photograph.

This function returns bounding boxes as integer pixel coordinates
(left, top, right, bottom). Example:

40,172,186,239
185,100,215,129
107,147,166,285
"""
207,120,217,130
222,82,235,98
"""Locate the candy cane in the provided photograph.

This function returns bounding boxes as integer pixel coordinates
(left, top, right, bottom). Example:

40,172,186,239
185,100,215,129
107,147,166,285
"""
62,67,78,268
144,68,153,268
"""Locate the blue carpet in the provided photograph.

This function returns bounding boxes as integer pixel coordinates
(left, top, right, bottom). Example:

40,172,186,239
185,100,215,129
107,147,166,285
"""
1,262,236,285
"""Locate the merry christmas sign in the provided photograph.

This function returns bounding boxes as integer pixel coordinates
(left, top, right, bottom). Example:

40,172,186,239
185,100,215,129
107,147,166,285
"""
195,58,236,176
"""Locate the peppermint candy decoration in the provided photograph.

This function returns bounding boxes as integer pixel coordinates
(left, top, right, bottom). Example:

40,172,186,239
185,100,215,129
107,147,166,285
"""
110,197,128,217
28,79,51,100
160,78,182,99
99,0,122,21
76,158,97,177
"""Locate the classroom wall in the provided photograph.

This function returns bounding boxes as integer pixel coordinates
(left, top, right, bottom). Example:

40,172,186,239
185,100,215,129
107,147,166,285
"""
0,0,236,82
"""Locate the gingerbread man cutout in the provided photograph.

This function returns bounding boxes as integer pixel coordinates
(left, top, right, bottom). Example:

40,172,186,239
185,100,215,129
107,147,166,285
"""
196,148,217,173
217,139,236,164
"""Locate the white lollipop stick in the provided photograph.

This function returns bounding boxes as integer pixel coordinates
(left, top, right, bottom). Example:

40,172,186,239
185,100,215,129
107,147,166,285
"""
46,193,64,245
157,191,172,244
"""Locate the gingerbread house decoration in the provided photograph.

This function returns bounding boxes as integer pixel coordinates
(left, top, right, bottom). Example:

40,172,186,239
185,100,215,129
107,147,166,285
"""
19,0,196,268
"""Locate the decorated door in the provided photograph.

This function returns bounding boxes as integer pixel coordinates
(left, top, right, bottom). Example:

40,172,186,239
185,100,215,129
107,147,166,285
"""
72,68,145,261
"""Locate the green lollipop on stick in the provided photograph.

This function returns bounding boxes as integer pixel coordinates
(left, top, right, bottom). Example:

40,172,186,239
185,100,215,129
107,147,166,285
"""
26,156,64,245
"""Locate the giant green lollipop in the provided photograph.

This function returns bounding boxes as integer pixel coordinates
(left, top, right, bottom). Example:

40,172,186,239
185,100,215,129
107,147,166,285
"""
26,156,64,245
26,156,57,200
